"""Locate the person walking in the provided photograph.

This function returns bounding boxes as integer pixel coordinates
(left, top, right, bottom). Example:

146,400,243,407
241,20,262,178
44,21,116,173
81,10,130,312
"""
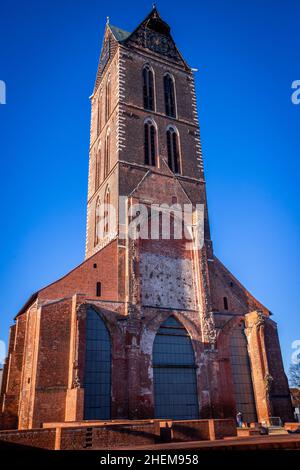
236,411,243,428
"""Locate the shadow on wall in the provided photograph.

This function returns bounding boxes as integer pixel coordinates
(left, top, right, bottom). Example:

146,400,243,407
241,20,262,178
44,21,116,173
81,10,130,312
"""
0,440,46,451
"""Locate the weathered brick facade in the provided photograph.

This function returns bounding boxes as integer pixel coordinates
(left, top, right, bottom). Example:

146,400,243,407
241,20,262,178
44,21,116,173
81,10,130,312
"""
0,7,293,433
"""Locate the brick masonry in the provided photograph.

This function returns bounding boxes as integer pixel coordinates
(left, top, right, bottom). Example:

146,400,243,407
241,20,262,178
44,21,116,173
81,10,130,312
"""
0,7,294,440
0,418,237,449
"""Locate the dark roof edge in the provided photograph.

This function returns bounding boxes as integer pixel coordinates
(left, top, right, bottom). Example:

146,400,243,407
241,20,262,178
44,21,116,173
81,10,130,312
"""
213,255,271,315
14,238,118,320
121,7,190,70
14,292,38,320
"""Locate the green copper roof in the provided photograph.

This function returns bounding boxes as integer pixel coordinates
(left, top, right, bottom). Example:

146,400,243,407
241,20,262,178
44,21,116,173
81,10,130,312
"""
109,24,131,42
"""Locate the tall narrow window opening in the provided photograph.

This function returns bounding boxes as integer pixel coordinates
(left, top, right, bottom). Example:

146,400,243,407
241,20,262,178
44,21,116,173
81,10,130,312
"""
144,120,156,166
166,127,180,174
104,131,110,178
105,77,111,121
84,308,111,420
164,74,176,117
96,282,102,297
230,323,257,422
97,92,102,135
95,146,101,190
143,66,154,111
104,187,110,235
94,197,101,246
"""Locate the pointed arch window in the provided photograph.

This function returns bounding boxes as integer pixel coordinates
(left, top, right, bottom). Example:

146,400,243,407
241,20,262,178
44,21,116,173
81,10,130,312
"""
84,308,111,420
94,197,101,246
164,74,176,118
104,187,110,235
144,119,157,166
153,316,199,420
104,131,110,178
166,127,180,174
230,323,257,423
105,76,111,121
95,145,101,191
143,66,154,111
97,91,102,135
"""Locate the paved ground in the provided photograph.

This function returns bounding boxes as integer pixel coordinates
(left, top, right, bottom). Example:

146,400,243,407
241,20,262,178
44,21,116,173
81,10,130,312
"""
109,433,300,451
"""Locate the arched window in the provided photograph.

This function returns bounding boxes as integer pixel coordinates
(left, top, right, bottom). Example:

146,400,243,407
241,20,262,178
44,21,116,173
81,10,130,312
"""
95,145,101,191
96,281,102,297
104,131,110,178
166,127,180,174
153,316,199,420
230,323,257,423
144,119,156,166
84,308,111,420
143,66,154,111
104,187,110,235
105,76,111,121
97,91,102,135
164,74,176,118
94,197,101,246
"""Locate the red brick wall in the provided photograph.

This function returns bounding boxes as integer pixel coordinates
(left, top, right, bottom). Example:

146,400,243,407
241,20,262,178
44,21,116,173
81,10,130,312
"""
0,414,18,431
264,320,294,422
120,47,201,180
1,11,293,433
0,419,236,449
1,315,27,425
210,258,270,316
30,300,72,427
85,18,206,258
0,428,56,449
0,326,15,413
86,27,120,257
214,418,237,439
38,240,120,303
18,306,39,429
59,423,159,450
171,420,211,441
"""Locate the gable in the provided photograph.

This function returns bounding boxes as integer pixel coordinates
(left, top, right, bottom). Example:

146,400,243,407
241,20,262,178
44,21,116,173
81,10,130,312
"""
124,8,189,69
126,26,186,67
93,26,119,93
130,170,192,206
210,257,270,316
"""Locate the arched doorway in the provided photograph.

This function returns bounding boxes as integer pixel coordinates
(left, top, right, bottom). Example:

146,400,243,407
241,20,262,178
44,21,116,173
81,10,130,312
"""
84,308,111,420
153,316,199,420
230,323,257,423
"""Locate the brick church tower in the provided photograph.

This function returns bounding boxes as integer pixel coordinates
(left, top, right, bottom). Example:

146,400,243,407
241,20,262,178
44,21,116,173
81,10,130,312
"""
0,7,293,431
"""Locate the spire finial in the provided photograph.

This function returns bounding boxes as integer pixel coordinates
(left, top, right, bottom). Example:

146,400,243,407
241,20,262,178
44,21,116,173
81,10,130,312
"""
152,3,156,9
106,16,110,25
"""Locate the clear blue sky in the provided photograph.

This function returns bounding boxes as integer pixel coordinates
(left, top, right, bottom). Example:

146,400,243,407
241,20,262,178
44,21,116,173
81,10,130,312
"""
0,0,299,373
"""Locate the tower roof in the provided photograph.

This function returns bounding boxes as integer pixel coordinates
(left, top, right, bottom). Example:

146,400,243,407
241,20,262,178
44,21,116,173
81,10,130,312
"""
109,24,131,42
109,6,171,44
